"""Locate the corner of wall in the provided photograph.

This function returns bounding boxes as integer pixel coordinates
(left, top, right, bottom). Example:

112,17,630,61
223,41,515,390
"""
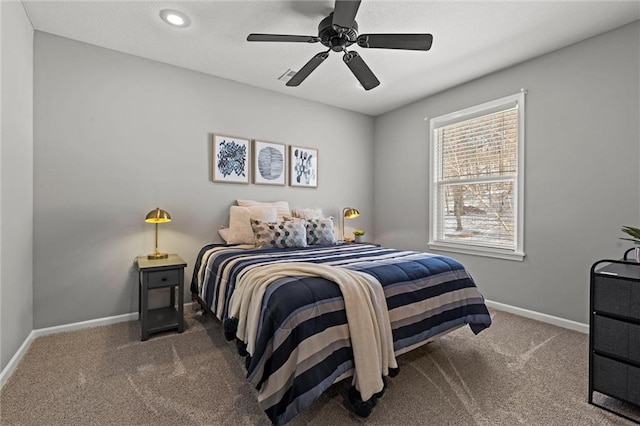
0,0,35,372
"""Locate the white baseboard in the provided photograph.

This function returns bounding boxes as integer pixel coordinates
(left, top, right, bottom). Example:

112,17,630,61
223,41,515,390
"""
32,312,139,338
485,299,589,334
0,330,35,389
31,301,198,338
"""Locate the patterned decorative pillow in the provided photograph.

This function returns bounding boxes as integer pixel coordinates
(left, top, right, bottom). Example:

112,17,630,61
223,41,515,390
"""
305,217,336,245
251,218,307,249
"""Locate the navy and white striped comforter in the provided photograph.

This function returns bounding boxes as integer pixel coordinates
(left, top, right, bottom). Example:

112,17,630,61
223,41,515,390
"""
190,243,491,425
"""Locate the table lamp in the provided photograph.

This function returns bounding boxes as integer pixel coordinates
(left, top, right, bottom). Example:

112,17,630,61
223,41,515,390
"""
342,207,360,242
145,207,171,259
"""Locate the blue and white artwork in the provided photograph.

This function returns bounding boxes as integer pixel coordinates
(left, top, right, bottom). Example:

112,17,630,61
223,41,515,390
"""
253,140,286,185
290,145,318,188
212,134,250,183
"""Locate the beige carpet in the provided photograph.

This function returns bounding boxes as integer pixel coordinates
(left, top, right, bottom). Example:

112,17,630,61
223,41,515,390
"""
1,308,638,425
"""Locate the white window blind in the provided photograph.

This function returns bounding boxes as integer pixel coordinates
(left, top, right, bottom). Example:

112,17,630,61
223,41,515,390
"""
429,92,525,260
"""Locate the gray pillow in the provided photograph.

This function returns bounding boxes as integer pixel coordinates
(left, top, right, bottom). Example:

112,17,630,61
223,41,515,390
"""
251,218,307,249
306,218,336,245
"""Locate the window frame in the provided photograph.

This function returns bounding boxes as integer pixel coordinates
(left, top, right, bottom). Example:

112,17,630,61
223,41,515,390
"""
428,92,526,261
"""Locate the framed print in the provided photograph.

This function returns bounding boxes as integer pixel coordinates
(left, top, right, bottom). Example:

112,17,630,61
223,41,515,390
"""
212,134,250,184
289,145,318,188
252,140,286,186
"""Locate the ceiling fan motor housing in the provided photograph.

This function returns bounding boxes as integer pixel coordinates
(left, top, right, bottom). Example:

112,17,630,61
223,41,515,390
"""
319,13,358,52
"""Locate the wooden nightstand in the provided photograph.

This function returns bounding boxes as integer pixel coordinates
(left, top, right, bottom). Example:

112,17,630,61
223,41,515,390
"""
135,254,187,341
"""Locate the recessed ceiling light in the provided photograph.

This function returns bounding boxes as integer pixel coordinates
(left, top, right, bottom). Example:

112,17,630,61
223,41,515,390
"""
159,9,191,28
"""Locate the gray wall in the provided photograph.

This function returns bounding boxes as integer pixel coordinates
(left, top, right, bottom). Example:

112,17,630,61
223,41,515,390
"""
373,21,640,324
0,1,34,371
33,33,374,329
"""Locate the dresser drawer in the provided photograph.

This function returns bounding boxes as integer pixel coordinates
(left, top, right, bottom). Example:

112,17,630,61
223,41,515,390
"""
593,275,640,321
147,269,181,288
593,354,640,406
593,315,640,364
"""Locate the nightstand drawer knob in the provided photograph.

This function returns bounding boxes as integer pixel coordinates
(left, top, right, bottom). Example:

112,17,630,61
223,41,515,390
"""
162,277,168,282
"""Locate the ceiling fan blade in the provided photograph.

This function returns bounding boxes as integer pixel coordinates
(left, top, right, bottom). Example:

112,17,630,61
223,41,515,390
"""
286,52,330,87
247,34,320,43
343,51,380,90
332,0,361,31
357,34,434,51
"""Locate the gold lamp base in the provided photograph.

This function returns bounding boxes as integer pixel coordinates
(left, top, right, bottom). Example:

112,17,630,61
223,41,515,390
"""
147,252,169,260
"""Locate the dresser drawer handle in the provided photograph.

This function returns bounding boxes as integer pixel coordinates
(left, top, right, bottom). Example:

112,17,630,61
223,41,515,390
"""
161,277,168,282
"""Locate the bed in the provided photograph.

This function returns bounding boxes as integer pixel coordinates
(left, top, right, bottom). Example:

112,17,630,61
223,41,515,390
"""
191,242,491,425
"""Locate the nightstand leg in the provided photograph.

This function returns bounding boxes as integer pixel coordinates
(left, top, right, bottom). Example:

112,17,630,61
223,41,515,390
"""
138,272,142,320
178,280,184,333
141,274,149,341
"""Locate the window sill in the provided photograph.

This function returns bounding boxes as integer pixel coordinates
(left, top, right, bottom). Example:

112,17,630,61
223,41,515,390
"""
427,242,525,262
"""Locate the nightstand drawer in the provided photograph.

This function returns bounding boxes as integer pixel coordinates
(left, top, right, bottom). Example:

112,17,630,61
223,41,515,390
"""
147,269,181,288
593,354,640,405
593,315,640,363
593,275,640,321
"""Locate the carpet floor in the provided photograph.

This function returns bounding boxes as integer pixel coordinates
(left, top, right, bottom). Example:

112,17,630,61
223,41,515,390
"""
1,307,639,425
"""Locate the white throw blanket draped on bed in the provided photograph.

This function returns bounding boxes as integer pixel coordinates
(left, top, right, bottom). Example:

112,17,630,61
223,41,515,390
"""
228,261,398,401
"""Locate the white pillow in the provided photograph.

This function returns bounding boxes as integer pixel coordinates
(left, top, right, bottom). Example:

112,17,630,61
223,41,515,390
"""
292,207,324,219
237,200,290,220
218,226,231,243
226,205,277,244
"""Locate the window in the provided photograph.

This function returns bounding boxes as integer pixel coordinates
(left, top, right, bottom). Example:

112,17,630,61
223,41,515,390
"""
428,92,525,261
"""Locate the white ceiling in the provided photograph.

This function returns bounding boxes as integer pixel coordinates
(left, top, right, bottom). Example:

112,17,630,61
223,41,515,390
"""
22,0,640,116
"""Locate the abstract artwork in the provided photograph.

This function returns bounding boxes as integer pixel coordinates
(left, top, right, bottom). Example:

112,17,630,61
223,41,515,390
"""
212,134,250,184
253,140,286,185
289,145,318,188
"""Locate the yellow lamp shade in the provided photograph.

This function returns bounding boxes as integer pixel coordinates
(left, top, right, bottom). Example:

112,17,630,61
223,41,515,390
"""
145,208,172,224
343,208,360,219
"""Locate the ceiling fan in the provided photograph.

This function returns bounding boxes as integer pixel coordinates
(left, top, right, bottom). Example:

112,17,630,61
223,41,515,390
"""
246,0,433,90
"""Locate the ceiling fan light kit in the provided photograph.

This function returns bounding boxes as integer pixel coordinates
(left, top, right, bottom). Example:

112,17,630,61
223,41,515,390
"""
247,0,433,91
